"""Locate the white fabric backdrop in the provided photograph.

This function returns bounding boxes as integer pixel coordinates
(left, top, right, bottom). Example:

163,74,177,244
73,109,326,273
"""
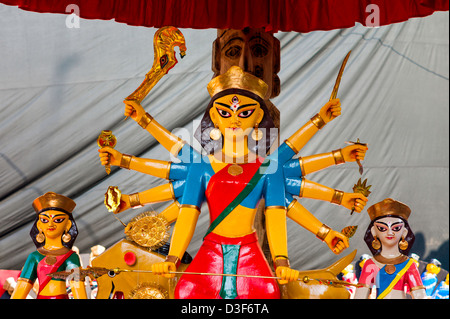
0,5,448,272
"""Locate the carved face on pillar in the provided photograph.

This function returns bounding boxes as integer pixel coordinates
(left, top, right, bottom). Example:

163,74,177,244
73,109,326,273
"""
212,28,281,100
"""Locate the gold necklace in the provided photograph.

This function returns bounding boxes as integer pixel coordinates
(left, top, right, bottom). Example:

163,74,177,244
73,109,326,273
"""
374,254,408,275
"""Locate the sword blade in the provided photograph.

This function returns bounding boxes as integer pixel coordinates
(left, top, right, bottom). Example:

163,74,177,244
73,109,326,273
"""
330,50,352,101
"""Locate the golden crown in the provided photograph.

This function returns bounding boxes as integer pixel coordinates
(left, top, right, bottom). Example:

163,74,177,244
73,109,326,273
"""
207,66,268,99
367,198,411,221
32,192,76,214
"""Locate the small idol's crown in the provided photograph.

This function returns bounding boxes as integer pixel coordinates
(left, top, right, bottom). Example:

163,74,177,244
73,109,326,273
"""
32,192,76,214
367,198,411,221
207,66,268,99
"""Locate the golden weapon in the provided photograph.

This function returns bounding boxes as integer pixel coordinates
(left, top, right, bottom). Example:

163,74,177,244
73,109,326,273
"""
330,50,351,101
97,130,117,175
48,267,361,288
104,186,126,226
350,178,372,215
124,26,186,107
346,138,368,175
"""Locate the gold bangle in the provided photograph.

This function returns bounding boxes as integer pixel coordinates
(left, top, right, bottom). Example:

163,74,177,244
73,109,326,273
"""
331,189,344,205
129,192,142,208
287,199,297,211
298,157,306,176
310,113,326,130
165,255,180,267
274,255,290,268
332,149,345,165
138,112,153,129
316,224,331,241
120,154,132,169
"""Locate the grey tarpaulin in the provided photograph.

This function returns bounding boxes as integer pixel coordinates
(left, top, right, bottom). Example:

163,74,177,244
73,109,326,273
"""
0,5,448,272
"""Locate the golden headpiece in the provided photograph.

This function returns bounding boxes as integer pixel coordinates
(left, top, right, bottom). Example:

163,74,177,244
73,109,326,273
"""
367,198,411,221
207,66,268,99
32,192,76,214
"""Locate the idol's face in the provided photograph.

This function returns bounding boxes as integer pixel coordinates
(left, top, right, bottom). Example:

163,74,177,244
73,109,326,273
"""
210,93,264,140
37,211,71,240
371,216,407,249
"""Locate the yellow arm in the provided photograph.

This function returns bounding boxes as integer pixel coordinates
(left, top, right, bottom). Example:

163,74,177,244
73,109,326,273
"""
69,280,87,299
265,207,299,284
10,279,33,299
114,183,176,214
287,199,349,254
151,206,200,278
124,100,185,156
98,147,171,179
300,179,368,213
285,99,341,154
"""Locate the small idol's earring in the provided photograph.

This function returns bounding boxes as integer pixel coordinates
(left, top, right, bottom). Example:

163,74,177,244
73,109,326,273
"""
251,123,263,141
399,236,408,250
210,123,221,141
372,236,381,250
62,230,72,243
36,229,45,243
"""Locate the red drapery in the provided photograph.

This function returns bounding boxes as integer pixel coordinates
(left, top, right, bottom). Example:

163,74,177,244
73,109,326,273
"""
0,0,448,32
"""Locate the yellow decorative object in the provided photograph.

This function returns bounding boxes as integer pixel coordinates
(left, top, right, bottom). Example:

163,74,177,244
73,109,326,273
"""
125,26,187,104
125,211,170,250
330,50,351,101
128,282,169,299
97,130,117,174
351,178,372,214
104,186,122,213
341,225,358,238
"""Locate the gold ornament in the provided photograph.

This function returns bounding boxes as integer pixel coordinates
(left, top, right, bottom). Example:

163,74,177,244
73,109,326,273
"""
251,123,263,141
62,230,71,243
36,229,45,243
125,212,170,250
209,124,222,141
104,186,122,213
372,236,381,250
399,236,409,251
228,164,243,176
128,282,169,299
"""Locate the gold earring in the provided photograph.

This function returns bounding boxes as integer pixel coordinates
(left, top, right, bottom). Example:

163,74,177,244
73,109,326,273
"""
399,236,408,250
209,123,221,141
251,123,263,141
36,229,45,243
371,236,381,250
62,230,72,243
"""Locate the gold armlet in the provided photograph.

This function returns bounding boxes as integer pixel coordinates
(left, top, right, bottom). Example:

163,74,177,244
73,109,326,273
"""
332,149,345,165
284,139,299,154
129,192,142,208
165,255,180,268
298,178,306,198
138,112,153,129
273,255,290,269
316,224,331,241
298,157,306,176
310,113,326,130
331,189,344,205
120,154,132,169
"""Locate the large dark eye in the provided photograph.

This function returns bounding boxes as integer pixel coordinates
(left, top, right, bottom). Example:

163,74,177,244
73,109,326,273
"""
376,225,387,232
40,217,49,223
54,218,66,224
238,109,255,118
392,225,403,232
217,109,231,118
251,44,268,57
225,46,242,58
